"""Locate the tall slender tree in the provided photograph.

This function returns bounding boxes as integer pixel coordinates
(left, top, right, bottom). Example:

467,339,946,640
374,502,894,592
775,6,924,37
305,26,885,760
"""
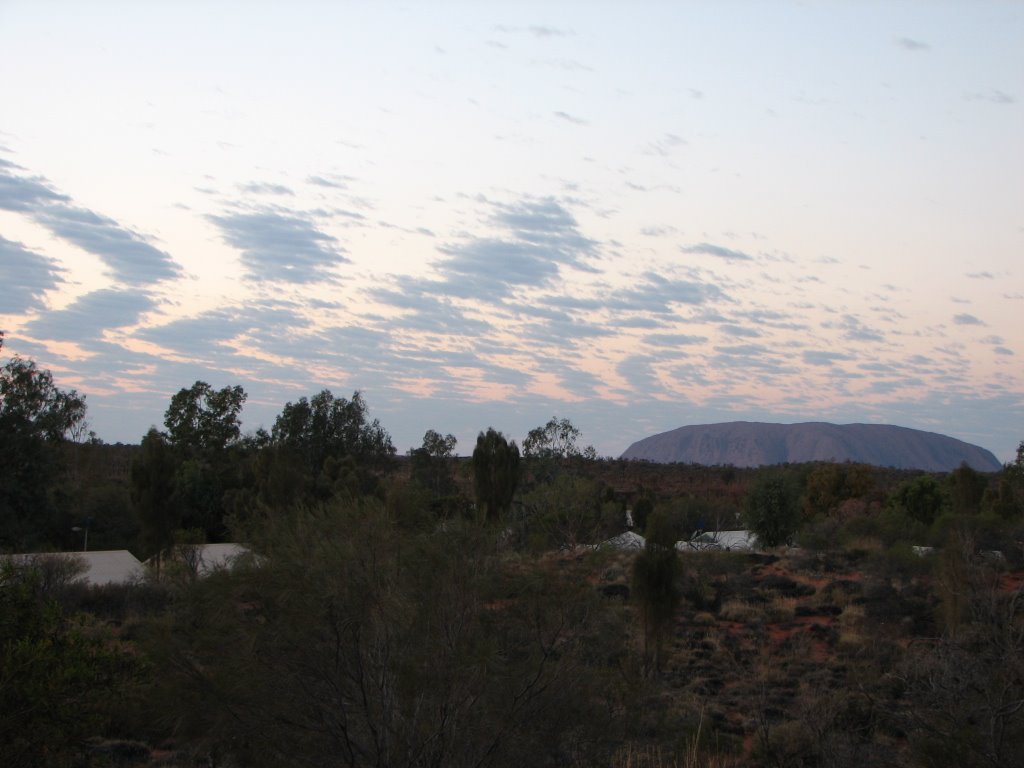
472,428,520,522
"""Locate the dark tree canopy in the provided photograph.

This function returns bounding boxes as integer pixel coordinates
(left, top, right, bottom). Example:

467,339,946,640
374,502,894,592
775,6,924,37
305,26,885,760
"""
472,427,520,522
743,473,801,547
164,381,247,454
890,474,948,526
0,336,88,548
271,390,395,474
409,429,458,501
132,428,181,561
522,416,596,461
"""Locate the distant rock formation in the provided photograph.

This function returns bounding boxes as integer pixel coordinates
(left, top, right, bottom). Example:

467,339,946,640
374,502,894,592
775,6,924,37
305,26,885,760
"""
620,422,1001,472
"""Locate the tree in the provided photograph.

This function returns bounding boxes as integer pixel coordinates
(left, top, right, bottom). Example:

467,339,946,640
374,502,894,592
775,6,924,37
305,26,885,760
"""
521,473,608,550
743,473,801,547
142,500,623,768
890,475,947,526
631,496,654,533
0,336,88,548
632,509,680,675
164,381,247,454
132,428,181,565
802,462,874,519
522,416,596,463
271,390,395,474
948,462,988,515
984,441,1024,519
472,427,520,522
1,560,135,767
409,429,458,502
896,548,1024,768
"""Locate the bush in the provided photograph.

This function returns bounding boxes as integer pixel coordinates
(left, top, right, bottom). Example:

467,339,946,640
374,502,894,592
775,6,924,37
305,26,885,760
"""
743,474,801,547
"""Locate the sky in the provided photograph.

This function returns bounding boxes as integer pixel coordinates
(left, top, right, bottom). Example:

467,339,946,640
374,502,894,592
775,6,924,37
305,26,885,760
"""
1,1,1022,461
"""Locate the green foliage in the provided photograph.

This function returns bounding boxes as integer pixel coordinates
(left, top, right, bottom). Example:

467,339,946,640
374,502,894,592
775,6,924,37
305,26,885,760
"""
132,428,181,562
408,428,459,504
947,462,988,515
472,427,520,522
0,342,88,549
984,441,1024,519
633,509,680,674
522,473,609,550
141,500,623,767
631,496,654,533
522,416,596,462
889,474,948,526
802,462,874,518
271,389,395,474
0,561,136,768
163,381,247,454
899,547,1024,768
743,473,801,547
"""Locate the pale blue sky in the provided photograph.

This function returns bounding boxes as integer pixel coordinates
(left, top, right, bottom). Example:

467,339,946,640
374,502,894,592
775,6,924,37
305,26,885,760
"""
1,1,1021,459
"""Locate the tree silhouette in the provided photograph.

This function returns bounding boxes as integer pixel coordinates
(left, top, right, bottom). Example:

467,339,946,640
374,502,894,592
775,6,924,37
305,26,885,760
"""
472,427,520,522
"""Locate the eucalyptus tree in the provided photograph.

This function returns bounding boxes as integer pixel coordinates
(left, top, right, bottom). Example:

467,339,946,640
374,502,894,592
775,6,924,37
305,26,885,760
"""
0,333,88,548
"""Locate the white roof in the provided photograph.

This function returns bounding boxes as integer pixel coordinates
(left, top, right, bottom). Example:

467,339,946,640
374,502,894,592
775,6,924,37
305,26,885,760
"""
3,550,145,585
601,531,647,550
191,543,250,574
145,543,252,575
678,530,758,552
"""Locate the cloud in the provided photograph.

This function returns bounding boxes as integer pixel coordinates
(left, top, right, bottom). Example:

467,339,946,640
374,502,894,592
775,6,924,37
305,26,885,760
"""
371,278,493,335
553,111,588,126
543,271,725,316
494,24,570,38
24,289,155,343
718,324,761,338
827,313,885,343
529,25,568,37
802,350,854,366
681,242,754,262
643,133,686,157
0,167,69,211
306,175,350,189
1,163,181,285
208,209,350,283
965,90,1015,104
238,182,294,196
0,236,64,313
431,197,599,300
36,204,182,285
953,313,985,326
994,346,1014,356
642,333,709,347
140,303,312,357
897,37,930,51
966,271,995,279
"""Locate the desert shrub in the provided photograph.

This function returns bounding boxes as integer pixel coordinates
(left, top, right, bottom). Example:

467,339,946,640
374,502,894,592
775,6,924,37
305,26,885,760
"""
888,474,948,526
796,514,843,551
743,474,801,547
928,510,1010,554
842,505,928,551
0,562,139,768
719,599,763,623
867,541,932,583
141,498,630,768
56,579,171,621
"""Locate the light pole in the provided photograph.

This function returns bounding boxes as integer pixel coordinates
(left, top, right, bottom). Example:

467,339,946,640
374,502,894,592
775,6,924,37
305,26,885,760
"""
71,517,92,552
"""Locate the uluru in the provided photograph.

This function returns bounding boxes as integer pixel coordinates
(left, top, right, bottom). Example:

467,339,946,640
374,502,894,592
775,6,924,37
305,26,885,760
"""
620,421,1002,472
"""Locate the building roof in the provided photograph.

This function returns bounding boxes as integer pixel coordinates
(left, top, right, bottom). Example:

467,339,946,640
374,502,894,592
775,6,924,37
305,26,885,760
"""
144,543,253,576
680,530,759,552
3,550,145,585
